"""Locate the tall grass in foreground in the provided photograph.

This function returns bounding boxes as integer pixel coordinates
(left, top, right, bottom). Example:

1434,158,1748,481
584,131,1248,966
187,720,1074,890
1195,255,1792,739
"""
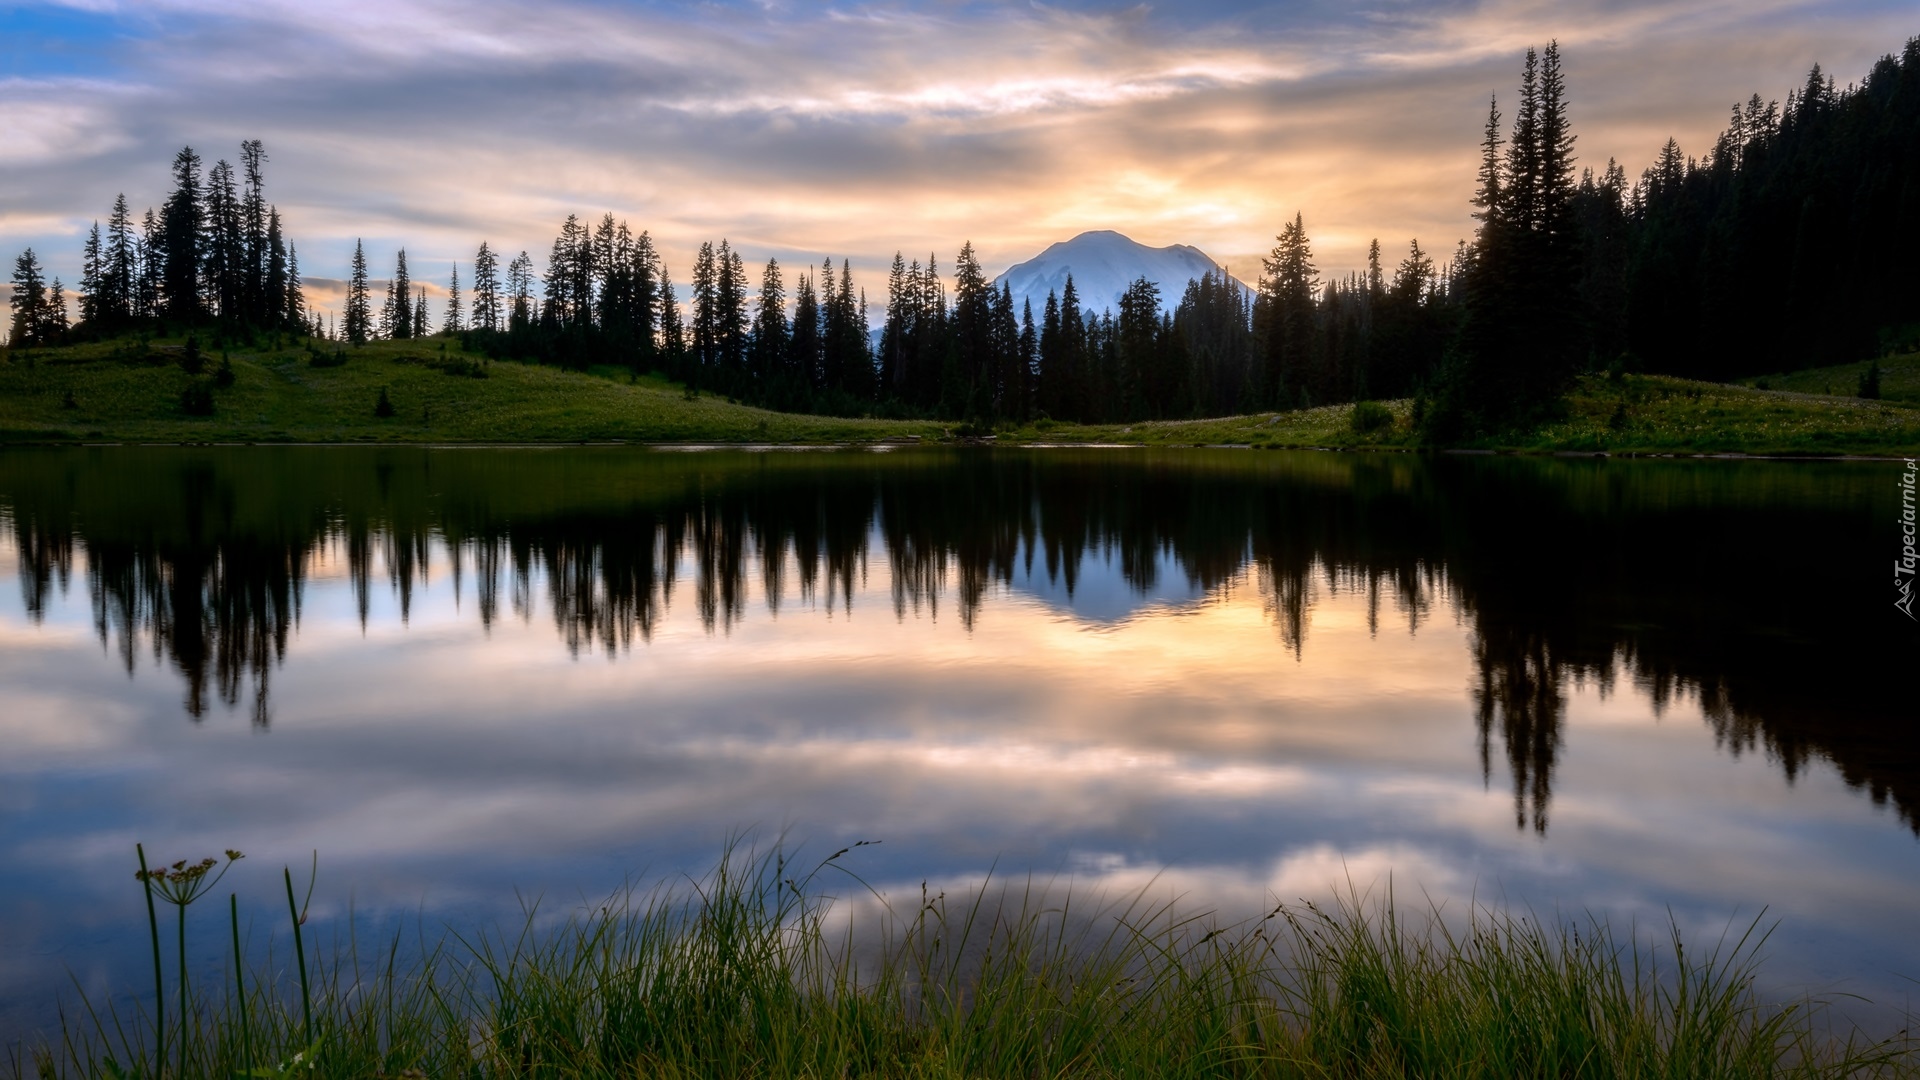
24,843,1918,1079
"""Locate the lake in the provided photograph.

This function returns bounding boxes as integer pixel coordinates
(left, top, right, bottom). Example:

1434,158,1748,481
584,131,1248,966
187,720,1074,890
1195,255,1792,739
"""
1,445,1916,1043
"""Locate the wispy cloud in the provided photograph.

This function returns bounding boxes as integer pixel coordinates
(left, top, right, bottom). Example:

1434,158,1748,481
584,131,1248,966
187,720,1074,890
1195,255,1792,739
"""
2,0,1912,318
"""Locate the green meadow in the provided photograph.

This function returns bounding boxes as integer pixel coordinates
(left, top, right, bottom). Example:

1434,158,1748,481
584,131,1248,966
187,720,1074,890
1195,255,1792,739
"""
3,334,1918,456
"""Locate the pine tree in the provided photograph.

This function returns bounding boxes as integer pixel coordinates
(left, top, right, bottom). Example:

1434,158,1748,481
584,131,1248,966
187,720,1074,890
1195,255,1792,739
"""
240,140,268,324
471,242,501,332
265,208,288,329
1256,212,1319,406
690,242,717,373
204,158,244,323
443,264,463,335
285,245,305,333
104,194,135,324
750,258,788,388
507,251,534,330
344,240,373,345
789,269,820,390
716,241,747,376
80,223,104,326
159,147,206,323
384,250,413,339
46,279,70,336
137,208,162,321
9,249,49,346
415,289,429,340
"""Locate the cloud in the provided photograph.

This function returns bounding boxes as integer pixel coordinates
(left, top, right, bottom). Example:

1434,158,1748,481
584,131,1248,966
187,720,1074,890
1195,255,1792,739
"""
2,0,1912,319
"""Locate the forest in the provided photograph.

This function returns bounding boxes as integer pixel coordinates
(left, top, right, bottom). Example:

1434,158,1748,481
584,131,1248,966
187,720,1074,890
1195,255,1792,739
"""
8,37,1920,436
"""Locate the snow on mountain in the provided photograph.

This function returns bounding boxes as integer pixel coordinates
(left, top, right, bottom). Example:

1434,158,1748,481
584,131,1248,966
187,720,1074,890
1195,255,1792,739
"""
993,230,1254,320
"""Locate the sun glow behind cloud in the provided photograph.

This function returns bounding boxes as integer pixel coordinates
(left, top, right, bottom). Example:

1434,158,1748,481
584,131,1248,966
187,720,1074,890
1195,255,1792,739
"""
1,0,1913,321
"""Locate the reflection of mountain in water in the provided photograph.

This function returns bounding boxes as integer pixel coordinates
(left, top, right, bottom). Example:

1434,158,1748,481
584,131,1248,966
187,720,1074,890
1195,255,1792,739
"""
1010,544,1212,624
3,448,1913,834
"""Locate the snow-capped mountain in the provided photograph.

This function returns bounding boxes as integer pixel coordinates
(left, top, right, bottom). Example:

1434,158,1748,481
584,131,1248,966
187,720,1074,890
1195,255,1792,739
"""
993,230,1255,320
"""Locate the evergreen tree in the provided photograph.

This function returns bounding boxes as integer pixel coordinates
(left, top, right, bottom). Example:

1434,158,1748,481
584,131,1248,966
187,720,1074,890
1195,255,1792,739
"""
46,279,69,336
691,241,718,375
8,249,49,346
285,245,305,333
443,264,463,335
80,223,103,327
471,241,501,331
241,139,268,324
507,251,534,330
104,194,135,324
950,241,994,419
716,241,747,378
415,289,429,339
265,208,288,329
384,250,413,339
204,158,244,322
1255,212,1319,406
136,208,162,321
344,240,373,345
750,258,788,389
159,147,206,323
789,268,820,391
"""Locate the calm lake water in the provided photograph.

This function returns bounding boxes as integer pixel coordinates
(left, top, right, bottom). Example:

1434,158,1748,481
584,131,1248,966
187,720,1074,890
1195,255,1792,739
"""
1,446,1917,1041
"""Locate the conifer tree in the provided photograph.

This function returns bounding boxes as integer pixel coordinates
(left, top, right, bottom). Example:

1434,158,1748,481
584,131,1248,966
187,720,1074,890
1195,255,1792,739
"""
415,288,429,339
241,140,268,324
443,264,463,335
265,208,288,328
8,249,49,346
205,158,244,322
1256,212,1319,406
691,241,718,373
507,251,534,330
104,194,135,324
80,223,103,326
285,245,305,333
471,242,501,331
137,208,162,320
789,269,820,390
750,258,788,387
344,240,373,345
46,279,69,336
384,250,413,339
159,147,206,323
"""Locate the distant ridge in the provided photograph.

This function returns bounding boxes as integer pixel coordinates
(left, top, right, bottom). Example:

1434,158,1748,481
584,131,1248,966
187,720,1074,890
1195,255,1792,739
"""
994,230,1254,319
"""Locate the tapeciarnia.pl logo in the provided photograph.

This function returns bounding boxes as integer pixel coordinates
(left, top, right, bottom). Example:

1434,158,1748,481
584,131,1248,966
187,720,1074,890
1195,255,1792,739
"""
1899,458,1918,620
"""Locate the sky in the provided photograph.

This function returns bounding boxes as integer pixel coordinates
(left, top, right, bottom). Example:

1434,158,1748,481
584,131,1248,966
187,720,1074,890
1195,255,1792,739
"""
2,0,1914,322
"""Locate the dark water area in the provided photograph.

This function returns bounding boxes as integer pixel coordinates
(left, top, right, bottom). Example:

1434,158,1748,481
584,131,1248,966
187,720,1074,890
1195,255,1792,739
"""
1,446,1916,1042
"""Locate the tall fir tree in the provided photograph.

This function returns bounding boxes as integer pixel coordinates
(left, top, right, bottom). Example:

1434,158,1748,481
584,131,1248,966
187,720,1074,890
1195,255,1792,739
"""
344,239,373,345
159,147,206,323
443,264,463,335
471,241,501,331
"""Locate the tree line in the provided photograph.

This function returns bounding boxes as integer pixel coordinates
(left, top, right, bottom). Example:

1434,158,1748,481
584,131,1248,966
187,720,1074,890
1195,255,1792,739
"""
8,141,313,348
10,36,1919,432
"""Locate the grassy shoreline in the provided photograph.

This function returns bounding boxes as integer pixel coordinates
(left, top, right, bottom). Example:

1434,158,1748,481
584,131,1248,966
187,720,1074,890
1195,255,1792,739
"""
3,335,1918,457
24,844,1919,1079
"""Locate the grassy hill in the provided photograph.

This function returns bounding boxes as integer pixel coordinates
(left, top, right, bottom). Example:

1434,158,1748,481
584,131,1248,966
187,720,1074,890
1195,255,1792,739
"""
2,333,1917,456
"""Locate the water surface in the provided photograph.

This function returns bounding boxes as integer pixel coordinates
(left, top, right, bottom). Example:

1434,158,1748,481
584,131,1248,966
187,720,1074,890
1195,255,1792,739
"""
2,446,1916,1040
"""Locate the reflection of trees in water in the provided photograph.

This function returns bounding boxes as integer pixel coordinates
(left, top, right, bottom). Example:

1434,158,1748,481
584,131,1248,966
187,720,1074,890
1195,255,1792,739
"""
2,450,1912,835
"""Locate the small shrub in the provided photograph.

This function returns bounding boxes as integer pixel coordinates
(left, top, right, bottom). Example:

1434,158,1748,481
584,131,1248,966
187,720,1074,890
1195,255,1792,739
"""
60,388,78,410
374,387,396,418
1349,400,1393,435
180,382,215,416
1608,402,1629,430
1859,360,1882,400
213,356,235,388
181,335,203,375
309,349,347,369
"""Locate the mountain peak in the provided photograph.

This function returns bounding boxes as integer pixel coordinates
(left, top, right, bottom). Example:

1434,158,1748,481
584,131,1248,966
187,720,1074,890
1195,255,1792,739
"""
994,231,1252,318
